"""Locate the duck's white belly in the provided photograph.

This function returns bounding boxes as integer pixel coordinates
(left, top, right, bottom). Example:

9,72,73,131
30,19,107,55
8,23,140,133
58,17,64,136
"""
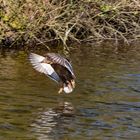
63,85,73,93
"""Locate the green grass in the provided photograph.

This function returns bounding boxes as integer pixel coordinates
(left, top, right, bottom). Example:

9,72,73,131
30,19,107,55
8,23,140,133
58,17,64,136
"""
0,0,140,49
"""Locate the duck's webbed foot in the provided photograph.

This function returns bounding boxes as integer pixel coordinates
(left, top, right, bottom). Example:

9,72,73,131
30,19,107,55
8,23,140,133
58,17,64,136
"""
58,87,63,94
71,79,75,88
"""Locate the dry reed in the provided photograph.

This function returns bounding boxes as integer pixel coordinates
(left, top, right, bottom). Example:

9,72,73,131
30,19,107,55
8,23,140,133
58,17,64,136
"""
0,0,140,49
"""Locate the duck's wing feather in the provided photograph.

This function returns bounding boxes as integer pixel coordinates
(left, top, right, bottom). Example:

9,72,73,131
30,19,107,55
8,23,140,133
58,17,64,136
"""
46,53,75,78
29,53,60,83
47,72,60,83
29,53,46,74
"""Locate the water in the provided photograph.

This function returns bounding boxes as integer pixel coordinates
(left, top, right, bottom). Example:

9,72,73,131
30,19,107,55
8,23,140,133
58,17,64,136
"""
0,44,140,140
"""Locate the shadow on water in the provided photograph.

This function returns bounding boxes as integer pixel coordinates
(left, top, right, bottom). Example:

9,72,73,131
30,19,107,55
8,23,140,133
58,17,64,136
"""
0,43,140,139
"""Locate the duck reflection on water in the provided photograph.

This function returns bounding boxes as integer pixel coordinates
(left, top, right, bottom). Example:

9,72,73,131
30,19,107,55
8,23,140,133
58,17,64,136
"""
31,101,75,140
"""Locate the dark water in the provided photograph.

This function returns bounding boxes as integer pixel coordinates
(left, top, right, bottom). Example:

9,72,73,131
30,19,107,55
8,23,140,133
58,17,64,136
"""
0,44,140,140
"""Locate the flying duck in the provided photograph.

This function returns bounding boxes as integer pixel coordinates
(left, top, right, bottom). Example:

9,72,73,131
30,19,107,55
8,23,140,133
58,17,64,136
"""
29,53,75,93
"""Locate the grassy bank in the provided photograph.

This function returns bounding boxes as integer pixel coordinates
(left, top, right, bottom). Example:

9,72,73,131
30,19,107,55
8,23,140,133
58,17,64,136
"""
0,0,140,49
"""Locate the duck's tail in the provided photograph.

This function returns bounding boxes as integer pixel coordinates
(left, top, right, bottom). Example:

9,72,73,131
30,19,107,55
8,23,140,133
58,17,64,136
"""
63,80,75,93
63,85,73,93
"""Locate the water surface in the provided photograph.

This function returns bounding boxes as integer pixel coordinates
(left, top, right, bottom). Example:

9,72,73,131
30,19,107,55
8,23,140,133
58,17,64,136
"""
0,44,140,140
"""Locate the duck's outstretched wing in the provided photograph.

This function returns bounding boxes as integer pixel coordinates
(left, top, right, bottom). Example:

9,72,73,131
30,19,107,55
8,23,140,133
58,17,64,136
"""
29,53,46,74
46,53,75,78
29,53,60,83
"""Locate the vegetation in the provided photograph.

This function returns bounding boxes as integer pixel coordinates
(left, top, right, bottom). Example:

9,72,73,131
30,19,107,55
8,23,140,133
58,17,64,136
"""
0,0,140,49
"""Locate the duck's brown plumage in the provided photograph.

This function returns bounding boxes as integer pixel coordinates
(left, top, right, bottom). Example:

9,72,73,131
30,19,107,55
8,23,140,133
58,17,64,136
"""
51,63,73,84
44,53,75,78
42,53,75,85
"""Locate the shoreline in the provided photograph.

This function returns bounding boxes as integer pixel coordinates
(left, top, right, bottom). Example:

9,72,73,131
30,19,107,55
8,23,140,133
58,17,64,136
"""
1,0,140,49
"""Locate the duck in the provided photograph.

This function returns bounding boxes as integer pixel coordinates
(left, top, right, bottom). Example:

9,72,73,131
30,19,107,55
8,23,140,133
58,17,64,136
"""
29,53,75,93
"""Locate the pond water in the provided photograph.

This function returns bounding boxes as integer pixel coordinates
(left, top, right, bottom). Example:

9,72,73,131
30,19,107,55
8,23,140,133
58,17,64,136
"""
0,43,140,140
